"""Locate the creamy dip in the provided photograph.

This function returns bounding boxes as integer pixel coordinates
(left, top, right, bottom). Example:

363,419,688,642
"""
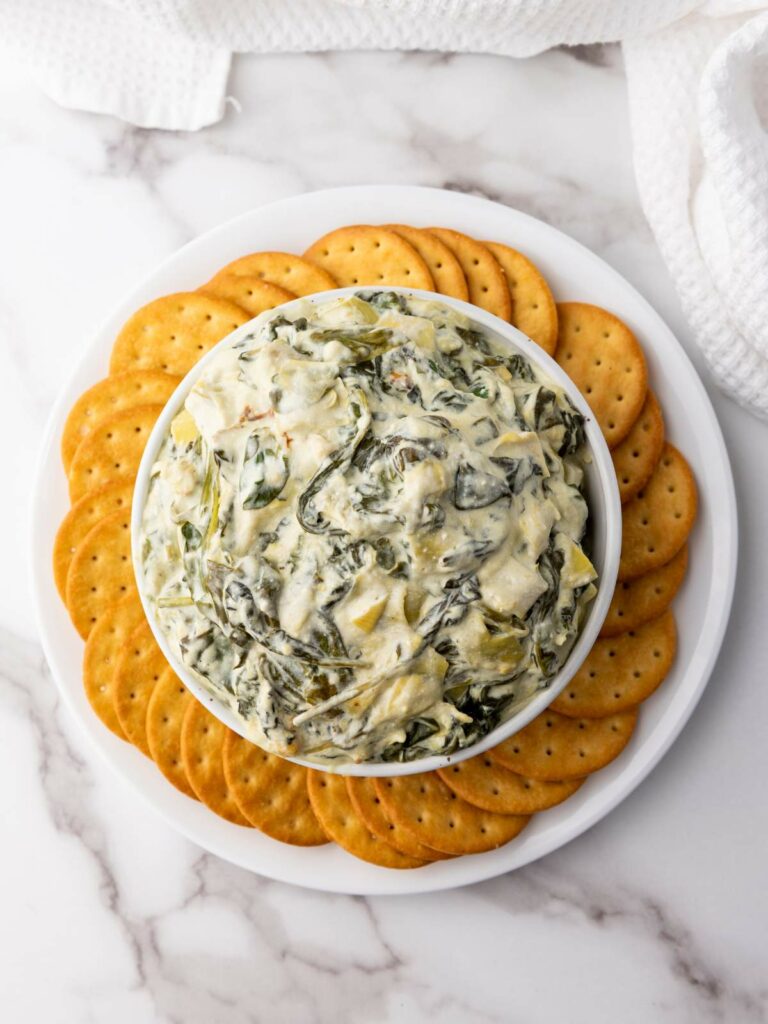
139,291,597,764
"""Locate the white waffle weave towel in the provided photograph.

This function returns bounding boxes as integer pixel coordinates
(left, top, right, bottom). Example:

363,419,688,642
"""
3,0,767,418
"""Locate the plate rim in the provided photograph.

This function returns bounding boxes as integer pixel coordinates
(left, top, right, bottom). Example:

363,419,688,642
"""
29,184,738,895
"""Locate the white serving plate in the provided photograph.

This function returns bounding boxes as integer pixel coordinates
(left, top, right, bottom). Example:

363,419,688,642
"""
30,186,737,895
131,286,621,777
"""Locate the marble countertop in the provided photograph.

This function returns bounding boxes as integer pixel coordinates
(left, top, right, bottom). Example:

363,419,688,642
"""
3,43,768,1023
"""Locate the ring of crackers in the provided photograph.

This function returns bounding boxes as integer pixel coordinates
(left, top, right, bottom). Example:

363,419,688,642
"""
52,223,700,869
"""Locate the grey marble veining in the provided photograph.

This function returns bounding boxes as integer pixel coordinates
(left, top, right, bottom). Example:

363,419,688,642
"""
2,44,767,1024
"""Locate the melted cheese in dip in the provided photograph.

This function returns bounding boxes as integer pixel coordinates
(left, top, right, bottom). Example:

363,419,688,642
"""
139,292,597,764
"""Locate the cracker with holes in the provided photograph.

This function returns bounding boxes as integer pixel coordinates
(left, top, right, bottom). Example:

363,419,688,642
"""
384,224,468,300
61,370,179,472
437,757,583,815
109,292,248,377
146,669,198,798
552,611,677,718
304,225,434,290
309,772,426,868
485,241,558,355
346,777,450,861
429,228,511,321
113,620,169,755
200,274,296,317
65,508,136,638
82,592,145,740
489,708,637,781
619,443,697,581
612,391,665,503
601,545,688,637
223,733,328,846
68,403,163,502
214,252,337,296
54,478,134,601
555,302,647,448
374,773,529,855
180,702,250,826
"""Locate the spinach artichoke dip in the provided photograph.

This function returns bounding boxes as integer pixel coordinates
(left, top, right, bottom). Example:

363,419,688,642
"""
139,291,597,765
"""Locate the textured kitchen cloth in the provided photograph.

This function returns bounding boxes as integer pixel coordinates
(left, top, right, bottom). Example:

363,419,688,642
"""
2,0,767,420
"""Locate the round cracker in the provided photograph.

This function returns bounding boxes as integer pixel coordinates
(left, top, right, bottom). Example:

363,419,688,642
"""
612,390,665,503
109,292,248,377
555,302,648,449
484,241,558,355
81,592,145,740
619,444,697,581
384,224,468,300
145,668,198,799
113,620,168,755
54,478,134,602
65,507,136,639
308,772,426,868
552,611,677,718
601,545,688,637
61,370,179,472
438,757,583,815
180,701,251,826
214,252,337,296
346,777,450,861
68,403,163,502
488,709,638,781
374,773,529,856
200,274,296,318
223,733,328,846
428,228,511,321
304,225,434,290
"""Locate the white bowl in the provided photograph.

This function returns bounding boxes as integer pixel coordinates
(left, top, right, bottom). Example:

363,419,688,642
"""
132,286,621,776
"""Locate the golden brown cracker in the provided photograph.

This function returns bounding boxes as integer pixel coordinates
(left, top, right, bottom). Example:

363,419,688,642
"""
145,669,198,799
374,773,529,856
552,611,677,718
54,478,134,602
180,701,251,826
223,733,328,846
438,757,583,815
81,592,145,740
308,772,426,868
346,777,450,861
612,390,665,503
485,241,558,355
68,403,162,503
113,619,168,755
555,302,648,449
619,444,697,581
200,274,296,318
428,228,512,321
214,252,337,296
488,709,637,781
65,507,136,639
384,224,468,300
601,545,688,637
109,292,248,377
304,225,434,290
61,370,179,472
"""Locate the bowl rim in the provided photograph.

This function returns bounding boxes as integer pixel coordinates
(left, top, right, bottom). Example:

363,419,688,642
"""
132,286,621,776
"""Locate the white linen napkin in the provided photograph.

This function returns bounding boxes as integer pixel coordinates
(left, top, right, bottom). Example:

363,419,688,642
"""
3,0,767,419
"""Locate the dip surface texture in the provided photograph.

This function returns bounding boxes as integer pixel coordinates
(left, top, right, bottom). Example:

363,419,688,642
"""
140,292,597,764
